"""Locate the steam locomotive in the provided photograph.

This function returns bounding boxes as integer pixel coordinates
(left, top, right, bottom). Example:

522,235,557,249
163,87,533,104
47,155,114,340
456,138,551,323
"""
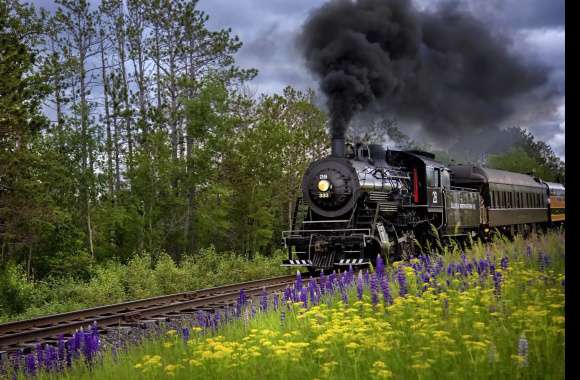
282,138,565,272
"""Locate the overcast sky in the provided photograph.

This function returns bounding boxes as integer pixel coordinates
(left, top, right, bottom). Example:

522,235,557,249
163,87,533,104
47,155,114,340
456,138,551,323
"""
30,0,564,159
197,0,565,159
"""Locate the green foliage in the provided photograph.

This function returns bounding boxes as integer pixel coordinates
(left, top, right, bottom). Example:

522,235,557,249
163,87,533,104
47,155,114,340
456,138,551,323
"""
0,264,36,315
0,249,289,323
487,146,562,182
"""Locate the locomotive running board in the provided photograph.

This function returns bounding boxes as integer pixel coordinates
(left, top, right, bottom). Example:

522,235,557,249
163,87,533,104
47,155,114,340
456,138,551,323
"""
281,258,370,267
281,259,312,267
334,259,370,266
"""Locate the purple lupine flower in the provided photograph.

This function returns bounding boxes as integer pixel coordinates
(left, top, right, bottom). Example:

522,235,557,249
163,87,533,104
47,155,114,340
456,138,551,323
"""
500,256,509,270
25,354,35,376
493,271,502,296
526,244,532,259
447,263,454,277
260,287,268,312
182,327,190,342
273,293,279,310
65,339,74,367
47,345,58,371
339,282,349,304
376,254,385,279
236,289,247,316
295,271,303,292
58,334,65,367
214,311,222,330
83,331,96,362
380,275,393,305
348,265,354,284
370,274,379,306
36,343,44,369
518,334,529,367
364,269,370,286
397,265,408,297
357,271,364,301
74,330,82,354
308,277,316,305
327,272,336,294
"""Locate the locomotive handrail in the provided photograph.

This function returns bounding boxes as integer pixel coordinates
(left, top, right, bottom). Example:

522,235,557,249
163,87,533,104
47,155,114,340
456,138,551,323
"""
283,228,371,235
450,186,479,192
302,220,350,224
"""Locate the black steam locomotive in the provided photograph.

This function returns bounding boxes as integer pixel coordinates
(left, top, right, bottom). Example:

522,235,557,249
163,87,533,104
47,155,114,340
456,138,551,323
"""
282,138,565,272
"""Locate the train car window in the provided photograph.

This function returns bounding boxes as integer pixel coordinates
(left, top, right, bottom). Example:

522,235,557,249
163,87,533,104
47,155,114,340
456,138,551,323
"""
526,193,530,208
441,170,450,189
491,192,495,208
434,168,441,187
427,167,440,187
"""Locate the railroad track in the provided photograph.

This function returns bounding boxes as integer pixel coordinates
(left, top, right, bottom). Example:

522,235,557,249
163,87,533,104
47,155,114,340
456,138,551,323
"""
0,274,298,354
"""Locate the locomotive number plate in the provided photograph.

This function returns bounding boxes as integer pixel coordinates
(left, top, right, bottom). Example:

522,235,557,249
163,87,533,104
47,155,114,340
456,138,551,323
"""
318,192,330,198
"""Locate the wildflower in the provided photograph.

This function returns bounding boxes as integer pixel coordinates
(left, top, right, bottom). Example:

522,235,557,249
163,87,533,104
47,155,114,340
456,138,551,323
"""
273,292,280,310
370,273,379,306
527,244,533,256
295,270,303,292
518,334,529,367
500,256,509,270
236,289,247,316
357,271,364,301
25,354,35,376
260,287,268,311
309,277,317,305
397,265,408,297
381,275,393,305
493,270,502,296
364,269,370,286
182,327,190,342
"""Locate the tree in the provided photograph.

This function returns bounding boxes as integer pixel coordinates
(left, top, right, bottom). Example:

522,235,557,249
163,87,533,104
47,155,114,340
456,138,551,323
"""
0,0,51,272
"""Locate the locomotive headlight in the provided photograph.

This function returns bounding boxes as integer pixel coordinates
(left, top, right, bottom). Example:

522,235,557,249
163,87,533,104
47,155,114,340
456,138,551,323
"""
317,179,330,192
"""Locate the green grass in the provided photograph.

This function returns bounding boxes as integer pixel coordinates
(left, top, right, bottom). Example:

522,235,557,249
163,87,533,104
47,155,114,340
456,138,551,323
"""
19,231,564,380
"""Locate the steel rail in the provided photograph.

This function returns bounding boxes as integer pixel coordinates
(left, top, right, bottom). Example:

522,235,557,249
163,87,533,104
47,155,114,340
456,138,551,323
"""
0,274,297,352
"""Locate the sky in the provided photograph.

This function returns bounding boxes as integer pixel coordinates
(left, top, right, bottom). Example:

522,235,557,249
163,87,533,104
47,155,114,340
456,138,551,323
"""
197,0,565,159
29,0,565,159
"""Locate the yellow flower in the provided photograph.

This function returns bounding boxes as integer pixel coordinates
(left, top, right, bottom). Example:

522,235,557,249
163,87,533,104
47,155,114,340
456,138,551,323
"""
134,363,143,369
166,330,177,337
345,342,360,350
163,342,174,348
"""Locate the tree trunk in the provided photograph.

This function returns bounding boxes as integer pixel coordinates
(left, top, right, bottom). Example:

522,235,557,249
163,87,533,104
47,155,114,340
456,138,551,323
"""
100,30,115,196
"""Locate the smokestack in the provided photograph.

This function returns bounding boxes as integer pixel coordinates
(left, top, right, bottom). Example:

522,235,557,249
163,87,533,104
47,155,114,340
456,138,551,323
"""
331,138,345,157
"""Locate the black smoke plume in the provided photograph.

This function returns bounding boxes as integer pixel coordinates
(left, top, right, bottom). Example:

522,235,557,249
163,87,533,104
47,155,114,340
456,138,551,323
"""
299,0,552,141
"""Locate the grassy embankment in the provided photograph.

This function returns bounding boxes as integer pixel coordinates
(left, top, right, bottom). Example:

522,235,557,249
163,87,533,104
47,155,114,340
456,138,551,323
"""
13,232,564,380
